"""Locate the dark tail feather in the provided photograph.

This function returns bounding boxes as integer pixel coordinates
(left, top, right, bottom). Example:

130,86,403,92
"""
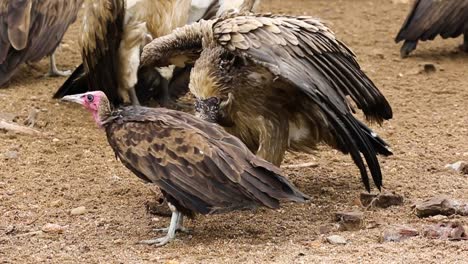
400,40,418,58
53,64,87,98
356,119,393,156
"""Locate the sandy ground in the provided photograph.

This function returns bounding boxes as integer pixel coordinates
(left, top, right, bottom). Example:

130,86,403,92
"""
1,0,467,263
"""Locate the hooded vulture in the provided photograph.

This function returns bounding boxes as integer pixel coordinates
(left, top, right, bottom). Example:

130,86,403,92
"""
141,13,393,192
0,0,82,86
395,0,468,58
53,0,192,106
61,91,307,246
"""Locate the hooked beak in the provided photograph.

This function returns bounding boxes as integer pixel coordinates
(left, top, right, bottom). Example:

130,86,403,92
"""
61,94,84,104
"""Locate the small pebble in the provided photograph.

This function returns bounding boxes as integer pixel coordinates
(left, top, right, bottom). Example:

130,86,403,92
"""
70,206,87,215
4,151,18,160
42,223,67,234
382,225,419,242
326,235,347,245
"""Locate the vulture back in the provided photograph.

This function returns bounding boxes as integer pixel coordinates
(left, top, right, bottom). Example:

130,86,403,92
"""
104,106,307,215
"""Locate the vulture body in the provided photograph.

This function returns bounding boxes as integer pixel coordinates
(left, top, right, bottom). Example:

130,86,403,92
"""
53,0,192,106
396,0,468,58
141,14,393,192
62,91,307,246
0,0,82,86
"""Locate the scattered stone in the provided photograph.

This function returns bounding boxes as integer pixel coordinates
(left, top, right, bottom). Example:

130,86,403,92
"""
326,235,347,245
50,200,63,207
318,224,335,234
422,222,467,241
3,150,18,160
41,223,67,234
52,138,60,143
382,225,419,242
70,206,87,216
392,0,409,4
366,220,383,229
427,215,448,223
445,161,468,174
146,197,171,217
334,211,364,231
0,120,45,136
320,187,335,195
413,196,457,218
420,62,436,73
360,191,404,208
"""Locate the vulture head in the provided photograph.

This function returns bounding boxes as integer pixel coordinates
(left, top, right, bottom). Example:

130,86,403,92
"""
62,91,111,127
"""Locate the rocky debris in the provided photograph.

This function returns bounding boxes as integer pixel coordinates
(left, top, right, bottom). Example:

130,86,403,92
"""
0,112,17,122
326,235,347,245
382,225,419,242
3,150,18,160
41,223,67,234
413,196,468,218
360,191,404,208
0,120,45,136
334,211,364,231
406,62,437,75
146,197,171,217
318,224,335,235
445,161,468,174
70,206,87,216
422,222,467,241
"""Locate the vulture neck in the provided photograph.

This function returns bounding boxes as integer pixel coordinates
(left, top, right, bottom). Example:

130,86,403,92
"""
94,98,112,128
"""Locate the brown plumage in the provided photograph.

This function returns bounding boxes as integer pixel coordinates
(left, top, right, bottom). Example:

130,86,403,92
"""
0,0,82,86
395,0,468,58
53,0,192,106
62,91,307,246
141,14,393,192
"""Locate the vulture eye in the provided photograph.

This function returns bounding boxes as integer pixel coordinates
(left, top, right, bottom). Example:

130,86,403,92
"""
86,94,94,102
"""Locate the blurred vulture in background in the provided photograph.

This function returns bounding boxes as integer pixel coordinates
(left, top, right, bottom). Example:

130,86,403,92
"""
395,0,468,58
142,14,393,192
53,0,192,106
0,0,82,86
62,90,307,246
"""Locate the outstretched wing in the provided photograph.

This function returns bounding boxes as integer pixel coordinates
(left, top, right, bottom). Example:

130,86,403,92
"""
395,0,468,42
0,0,82,86
105,107,307,215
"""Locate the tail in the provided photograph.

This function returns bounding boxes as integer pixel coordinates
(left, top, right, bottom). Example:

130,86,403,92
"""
53,64,88,98
356,119,393,157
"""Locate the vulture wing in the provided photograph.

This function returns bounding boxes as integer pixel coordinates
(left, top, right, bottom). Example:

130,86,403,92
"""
395,0,468,42
105,106,307,215
211,15,392,191
80,0,125,106
0,0,82,86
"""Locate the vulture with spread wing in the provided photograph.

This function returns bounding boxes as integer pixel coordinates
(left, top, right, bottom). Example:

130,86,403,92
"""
395,0,468,58
53,0,192,106
62,91,307,246
141,14,393,192
0,0,82,86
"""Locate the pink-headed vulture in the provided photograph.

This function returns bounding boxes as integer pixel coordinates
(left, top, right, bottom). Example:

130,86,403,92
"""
61,91,308,246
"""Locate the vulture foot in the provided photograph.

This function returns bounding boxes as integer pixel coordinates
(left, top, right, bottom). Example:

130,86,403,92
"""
46,54,71,77
400,40,418,58
139,210,181,247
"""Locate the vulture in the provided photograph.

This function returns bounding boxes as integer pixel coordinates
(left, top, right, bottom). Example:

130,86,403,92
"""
141,14,393,192
395,0,468,58
53,0,192,106
61,91,307,246
0,0,82,86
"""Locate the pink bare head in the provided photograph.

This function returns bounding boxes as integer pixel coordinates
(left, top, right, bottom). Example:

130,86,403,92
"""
62,91,110,127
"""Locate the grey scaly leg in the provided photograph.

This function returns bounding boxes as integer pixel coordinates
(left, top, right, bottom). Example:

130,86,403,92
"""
138,203,181,246
46,52,71,77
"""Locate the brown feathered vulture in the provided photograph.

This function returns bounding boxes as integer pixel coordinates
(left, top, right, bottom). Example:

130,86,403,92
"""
395,0,468,58
141,14,393,192
0,0,82,86
61,91,307,246
53,0,192,106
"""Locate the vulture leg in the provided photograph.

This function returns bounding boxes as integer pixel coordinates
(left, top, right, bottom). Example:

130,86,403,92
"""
139,204,181,246
461,33,468,52
400,40,418,58
153,214,190,234
46,52,71,77
128,87,141,106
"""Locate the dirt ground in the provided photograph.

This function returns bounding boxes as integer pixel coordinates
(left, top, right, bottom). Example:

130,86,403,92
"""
1,0,467,263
